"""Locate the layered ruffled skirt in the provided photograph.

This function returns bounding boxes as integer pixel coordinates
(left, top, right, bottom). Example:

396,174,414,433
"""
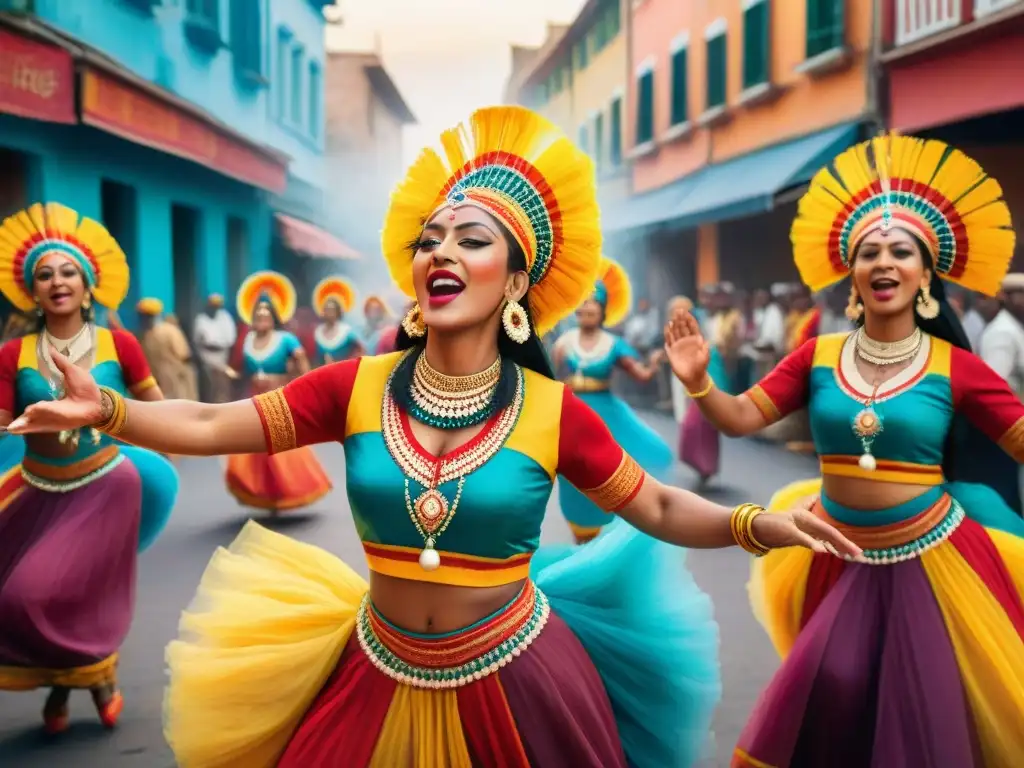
165,517,722,767
224,447,332,512
556,391,673,542
736,479,1024,767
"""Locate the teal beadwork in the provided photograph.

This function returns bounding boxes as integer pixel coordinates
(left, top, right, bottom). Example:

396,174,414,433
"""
406,398,497,430
855,500,965,564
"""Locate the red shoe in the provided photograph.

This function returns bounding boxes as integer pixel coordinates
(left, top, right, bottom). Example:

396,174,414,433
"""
96,691,123,729
43,707,69,735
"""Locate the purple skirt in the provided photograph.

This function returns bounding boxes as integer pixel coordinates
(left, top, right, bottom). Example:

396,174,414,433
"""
0,459,141,690
679,403,720,479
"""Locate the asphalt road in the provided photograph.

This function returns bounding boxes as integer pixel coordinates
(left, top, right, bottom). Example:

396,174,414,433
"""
0,412,817,767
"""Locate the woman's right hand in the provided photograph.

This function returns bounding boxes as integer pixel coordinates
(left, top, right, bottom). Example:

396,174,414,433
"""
7,348,103,434
664,308,711,390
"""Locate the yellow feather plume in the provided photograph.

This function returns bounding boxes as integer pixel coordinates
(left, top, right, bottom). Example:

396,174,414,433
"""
313,276,356,316
598,257,632,328
382,106,601,336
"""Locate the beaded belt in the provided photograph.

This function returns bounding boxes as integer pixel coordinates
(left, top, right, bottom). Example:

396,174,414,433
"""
21,446,124,493
357,580,550,689
815,494,965,565
568,375,610,393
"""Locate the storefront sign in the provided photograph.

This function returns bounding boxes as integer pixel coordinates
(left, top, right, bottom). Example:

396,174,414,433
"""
0,28,75,124
81,68,288,193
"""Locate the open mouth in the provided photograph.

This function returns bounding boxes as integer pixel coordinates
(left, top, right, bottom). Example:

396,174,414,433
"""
427,270,465,306
49,291,72,303
869,277,899,301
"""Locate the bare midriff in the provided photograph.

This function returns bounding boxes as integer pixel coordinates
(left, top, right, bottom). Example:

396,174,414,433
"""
369,572,526,635
23,433,92,461
822,474,936,512
250,373,290,394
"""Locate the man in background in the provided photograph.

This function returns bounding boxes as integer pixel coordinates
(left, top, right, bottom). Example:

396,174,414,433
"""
192,294,237,403
137,298,198,401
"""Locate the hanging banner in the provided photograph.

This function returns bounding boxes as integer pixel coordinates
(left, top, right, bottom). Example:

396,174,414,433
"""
0,28,75,124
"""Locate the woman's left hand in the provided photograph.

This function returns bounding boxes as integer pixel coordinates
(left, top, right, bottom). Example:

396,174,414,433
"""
752,504,861,558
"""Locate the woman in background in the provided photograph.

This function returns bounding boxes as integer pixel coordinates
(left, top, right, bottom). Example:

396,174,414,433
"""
312,276,363,365
362,294,392,352
552,257,671,543
224,271,332,515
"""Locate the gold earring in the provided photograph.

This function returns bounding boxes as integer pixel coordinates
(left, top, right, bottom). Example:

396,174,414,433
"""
82,294,92,310
916,282,940,320
502,297,530,344
845,285,864,322
401,303,426,338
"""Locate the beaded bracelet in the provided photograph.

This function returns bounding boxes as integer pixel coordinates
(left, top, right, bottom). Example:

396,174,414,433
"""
686,376,714,399
730,503,770,556
93,386,128,436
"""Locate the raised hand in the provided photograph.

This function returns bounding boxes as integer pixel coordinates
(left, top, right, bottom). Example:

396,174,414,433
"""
8,348,104,434
752,499,861,559
663,308,711,390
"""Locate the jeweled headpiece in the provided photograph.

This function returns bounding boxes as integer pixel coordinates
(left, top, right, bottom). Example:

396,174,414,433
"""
382,105,602,335
0,202,130,310
590,256,631,328
236,270,296,325
312,276,355,317
792,134,1015,296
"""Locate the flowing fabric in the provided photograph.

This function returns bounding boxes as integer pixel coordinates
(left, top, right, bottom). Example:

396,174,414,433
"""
677,349,729,478
224,446,332,511
738,478,1024,768
164,518,721,768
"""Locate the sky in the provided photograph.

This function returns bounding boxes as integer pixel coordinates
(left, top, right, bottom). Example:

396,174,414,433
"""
325,0,587,163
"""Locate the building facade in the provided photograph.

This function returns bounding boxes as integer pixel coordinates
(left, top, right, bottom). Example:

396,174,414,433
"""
610,0,875,307
0,0,334,331
882,0,1024,268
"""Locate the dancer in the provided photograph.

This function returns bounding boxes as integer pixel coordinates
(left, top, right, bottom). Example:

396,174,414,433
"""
223,270,332,515
10,107,856,768
312,276,363,365
0,203,179,732
552,257,672,543
362,294,392,351
664,134,1024,766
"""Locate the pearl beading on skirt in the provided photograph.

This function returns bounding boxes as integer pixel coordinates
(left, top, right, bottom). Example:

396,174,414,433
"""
21,453,125,493
841,499,966,565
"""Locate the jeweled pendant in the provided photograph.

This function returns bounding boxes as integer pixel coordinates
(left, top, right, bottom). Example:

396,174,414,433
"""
414,488,449,533
852,407,882,438
419,538,441,571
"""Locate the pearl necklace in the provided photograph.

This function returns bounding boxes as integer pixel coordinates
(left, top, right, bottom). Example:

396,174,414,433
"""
408,352,501,430
854,327,922,366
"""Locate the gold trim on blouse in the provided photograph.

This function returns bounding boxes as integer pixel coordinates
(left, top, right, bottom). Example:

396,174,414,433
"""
253,389,297,454
998,415,1024,463
582,453,645,512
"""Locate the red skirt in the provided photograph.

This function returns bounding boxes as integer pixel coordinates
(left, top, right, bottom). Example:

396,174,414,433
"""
224,447,332,512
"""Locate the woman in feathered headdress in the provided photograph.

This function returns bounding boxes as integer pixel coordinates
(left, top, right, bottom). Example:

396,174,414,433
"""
361,293,393,351
665,134,1024,764
551,257,672,543
223,271,332,514
0,203,180,733
312,276,363,364
9,107,855,766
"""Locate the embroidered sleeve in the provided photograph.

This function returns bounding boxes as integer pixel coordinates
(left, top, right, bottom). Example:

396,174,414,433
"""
744,338,816,426
111,330,157,396
556,388,646,512
950,346,1024,462
252,358,360,454
0,338,21,415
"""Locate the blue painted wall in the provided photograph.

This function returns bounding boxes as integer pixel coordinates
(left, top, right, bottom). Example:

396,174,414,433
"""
32,0,327,188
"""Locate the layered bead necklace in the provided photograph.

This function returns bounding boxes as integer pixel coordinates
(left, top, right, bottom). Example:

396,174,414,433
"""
40,323,98,449
850,327,923,471
408,352,502,430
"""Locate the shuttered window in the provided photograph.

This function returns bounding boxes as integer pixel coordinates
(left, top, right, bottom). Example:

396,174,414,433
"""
610,96,623,166
705,30,727,110
593,112,605,172
635,70,654,145
670,46,688,125
743,0,770,89
806,0,845,58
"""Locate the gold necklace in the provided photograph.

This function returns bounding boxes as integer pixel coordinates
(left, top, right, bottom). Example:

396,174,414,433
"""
415,352,501,393
409,352,501,430
854,327,922,366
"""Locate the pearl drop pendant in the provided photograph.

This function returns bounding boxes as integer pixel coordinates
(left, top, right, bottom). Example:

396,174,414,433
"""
859,453,877,471
419,539,441,571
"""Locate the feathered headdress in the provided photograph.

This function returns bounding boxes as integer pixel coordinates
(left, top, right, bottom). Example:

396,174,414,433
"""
791,134,1015,296
0,202,130,310
381,105,602,335
592,256,632,328
312,276,355,317
236,270,296,325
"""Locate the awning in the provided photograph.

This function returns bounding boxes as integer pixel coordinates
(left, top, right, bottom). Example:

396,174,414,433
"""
671,122,860,227
276,214,361,260
603,173,704,234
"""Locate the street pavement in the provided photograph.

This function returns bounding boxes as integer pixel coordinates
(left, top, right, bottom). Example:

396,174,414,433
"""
0,412,818,767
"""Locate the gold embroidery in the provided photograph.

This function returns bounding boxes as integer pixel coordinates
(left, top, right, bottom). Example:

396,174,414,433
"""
253,389,297,453
583,453,645,512
998,415,1024,463
130,375,157,396
746,385,781,425
0,653,118,691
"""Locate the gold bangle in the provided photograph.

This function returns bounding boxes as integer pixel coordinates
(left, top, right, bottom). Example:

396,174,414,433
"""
94,386,128,436
731,503,770,556
686,376,714,399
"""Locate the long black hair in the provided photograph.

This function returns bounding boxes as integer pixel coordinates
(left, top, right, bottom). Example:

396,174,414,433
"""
390,223,555,413
853,235,977,482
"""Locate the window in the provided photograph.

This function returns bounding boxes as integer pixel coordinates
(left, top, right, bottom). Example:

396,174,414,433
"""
308,62,321,136
186,0,219,30
635,68,654,145
276,28,292,119
806,0,844,58
230,0,261,77
573,38,589,71
593,112,605,172
578,124,590,155
290,44,304,125
670,37,689,125
184,0,220,51
705,21,727,110
743,0,770,88
610,96,622,166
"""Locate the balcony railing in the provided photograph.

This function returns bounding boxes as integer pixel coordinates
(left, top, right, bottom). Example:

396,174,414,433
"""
895,0,962,45
975,0,1022,17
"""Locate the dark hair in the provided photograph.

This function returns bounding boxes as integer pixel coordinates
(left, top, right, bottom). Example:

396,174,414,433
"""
390,221,555,412
853,234,976,482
